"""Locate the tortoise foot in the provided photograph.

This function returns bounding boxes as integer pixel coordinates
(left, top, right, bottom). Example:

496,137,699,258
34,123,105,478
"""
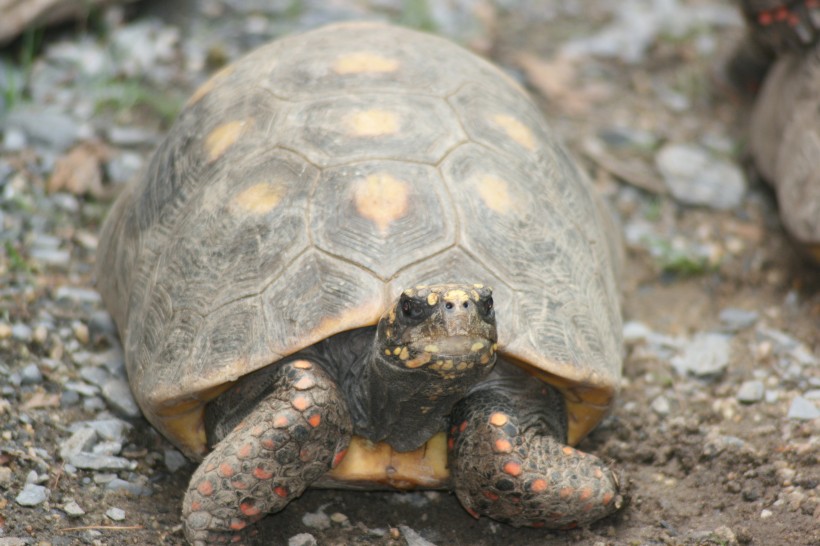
740,0,820,52
182,360,352,545
449,384,624,529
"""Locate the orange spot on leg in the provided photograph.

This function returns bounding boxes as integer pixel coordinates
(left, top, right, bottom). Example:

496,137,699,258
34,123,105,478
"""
274,415,290,428
578,488,593,502
291,395,311,411
459,420,468,432
602,492,614,505
274,486,288,498
253,467,273,480
196,480,214,496
229,518,246,531
493,439,513,453
293,375,316,390
502,461,522,477
447,436,455,451
466,506,480,519
332,449,348,468
241,501,261,517
292,360,312,369
308,413,322,427
237,443,254,459
529,479,548,493
559,487,573,499
218,463,235,478
562,446,575,456
482,490,499,501
489,412,509,427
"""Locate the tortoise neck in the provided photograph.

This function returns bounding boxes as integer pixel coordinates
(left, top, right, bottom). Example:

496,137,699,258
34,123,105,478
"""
340,334,494,452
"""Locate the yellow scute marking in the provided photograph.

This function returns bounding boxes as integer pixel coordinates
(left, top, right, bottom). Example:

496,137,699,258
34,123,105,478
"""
476,175,515,215
353,173,409,233
348,110,399,137
333,52,399,74
231,183,283,214
493,114,536,151
205,120,247,162
187,65,235,107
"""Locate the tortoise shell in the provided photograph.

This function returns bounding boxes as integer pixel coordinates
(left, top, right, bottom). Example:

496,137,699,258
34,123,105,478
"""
96,22,623,461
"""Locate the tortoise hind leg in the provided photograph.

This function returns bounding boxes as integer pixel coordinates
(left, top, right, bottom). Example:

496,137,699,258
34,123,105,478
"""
183,359,352,545
448,376,624,529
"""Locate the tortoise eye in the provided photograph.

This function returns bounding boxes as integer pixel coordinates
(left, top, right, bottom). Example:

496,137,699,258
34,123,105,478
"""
400,296,426,321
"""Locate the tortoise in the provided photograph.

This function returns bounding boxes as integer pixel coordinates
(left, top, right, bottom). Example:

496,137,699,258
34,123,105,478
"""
726,1,820,263
96,22,626,545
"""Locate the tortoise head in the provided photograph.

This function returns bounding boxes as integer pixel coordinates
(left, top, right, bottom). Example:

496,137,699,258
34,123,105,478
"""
376,284,498,376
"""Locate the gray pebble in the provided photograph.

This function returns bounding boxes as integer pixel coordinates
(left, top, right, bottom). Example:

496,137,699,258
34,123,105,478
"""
288,533,318,546
787,396,820,420
64,381,100,397
671,333,731,378
3,127,27,151
63,499,85,516
400,525,438,546
106,151,144,184
0,538,28,546
79,366,109,387
86,418,131,442
737,380,765,404
106,507,126,521
656,143,746,210
29,248,71,267
54,286,102,304
719,308,758,332
0,466,12,487
623,321,652,344
301,507,331,530
803,389,820,401
67,453,136,471
15,483,49,506
11,323,32,342
89,310,117,335
164,448,188,472
60,389,81,407
92,440,123,456
5,108,79,151
19,363,43,385
106,125,161,146
106,478,152,496
83,396,107,412
102,378,141,417
651,395,671,416
59,427,98,459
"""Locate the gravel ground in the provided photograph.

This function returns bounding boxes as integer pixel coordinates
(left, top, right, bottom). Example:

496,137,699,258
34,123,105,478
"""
0,1,818,545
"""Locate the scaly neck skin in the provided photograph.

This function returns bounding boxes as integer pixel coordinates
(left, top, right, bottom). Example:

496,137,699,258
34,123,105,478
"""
344,349,494,452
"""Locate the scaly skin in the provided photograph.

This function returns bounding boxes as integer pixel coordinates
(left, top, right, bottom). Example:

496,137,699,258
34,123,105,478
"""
182,360,351,545
740,0,820,52
449,380,623,529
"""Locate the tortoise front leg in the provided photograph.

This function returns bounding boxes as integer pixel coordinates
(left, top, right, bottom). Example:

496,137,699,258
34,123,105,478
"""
182,360,352,545
448,376,624,529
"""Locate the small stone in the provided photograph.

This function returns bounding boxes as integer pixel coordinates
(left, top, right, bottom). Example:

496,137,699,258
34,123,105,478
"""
81,418,130,442
164,449,188,472
288,533,318,546
79,366,109,387
67,453,136,471
0,466,12,487
63,499,85,516
101,378,141,417
11,323,32,342
719,308,758,332
0,323,11,339
786,397,820,420
399,525,438,546
712,525,737,545
73,322,90,345
64,381,99,397
760,509,773,519
60,390,81,407
92,440,123,456
301,507,331,530
656,143,746,210
106,507,126,521
105,478,152,496
29,248,71,266
106,151,144,184
623,321,652,344
59,427,98,459
671,333,731,378
736,381,764,404
32,325,49,345
15,483,49,506
54,286,102,304
20,363,43,385
330,512,348,524
0,538,28,546
651,395,671,416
